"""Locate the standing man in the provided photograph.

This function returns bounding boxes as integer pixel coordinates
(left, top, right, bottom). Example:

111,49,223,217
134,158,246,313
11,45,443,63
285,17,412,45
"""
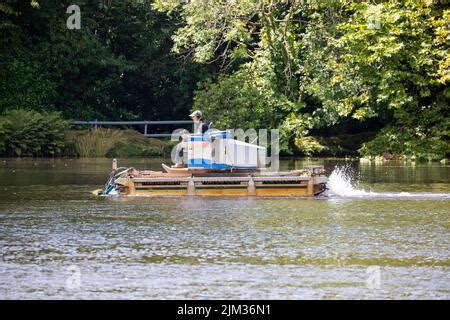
189,110,209,134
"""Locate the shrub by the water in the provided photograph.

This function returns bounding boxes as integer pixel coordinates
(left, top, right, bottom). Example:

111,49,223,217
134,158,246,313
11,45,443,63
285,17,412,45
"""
67,128,171,158
0,109,69,157
105,129,171,158
360,127,449,161
69,128,125,158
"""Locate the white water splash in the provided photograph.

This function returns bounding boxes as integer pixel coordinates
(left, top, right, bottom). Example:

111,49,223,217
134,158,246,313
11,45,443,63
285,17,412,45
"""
327,166,368,197
326,166,450,200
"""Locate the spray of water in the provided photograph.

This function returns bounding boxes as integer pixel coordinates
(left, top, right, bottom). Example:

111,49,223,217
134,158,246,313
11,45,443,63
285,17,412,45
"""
326,166,450,199
327,166,368,197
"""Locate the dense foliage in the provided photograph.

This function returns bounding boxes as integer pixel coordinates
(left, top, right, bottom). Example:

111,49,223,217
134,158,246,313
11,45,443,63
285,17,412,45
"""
157,0,449,159
0,109,69,156
0,1,448,159
0,0,210,120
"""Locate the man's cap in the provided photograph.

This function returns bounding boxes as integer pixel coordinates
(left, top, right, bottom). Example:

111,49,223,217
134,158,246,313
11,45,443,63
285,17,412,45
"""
189,110,203,118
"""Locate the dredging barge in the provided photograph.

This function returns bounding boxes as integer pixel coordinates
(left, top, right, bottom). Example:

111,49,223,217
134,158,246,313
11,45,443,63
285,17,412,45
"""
99,130,327,197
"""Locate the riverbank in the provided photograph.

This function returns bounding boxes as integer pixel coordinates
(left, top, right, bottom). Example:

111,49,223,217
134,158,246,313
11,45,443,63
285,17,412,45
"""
1,110,447,160
65,129,449,162
66,128,174,158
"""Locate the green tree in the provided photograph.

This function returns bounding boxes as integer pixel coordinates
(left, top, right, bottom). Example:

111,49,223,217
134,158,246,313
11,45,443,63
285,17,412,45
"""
159,0,449,158
0,0,211,120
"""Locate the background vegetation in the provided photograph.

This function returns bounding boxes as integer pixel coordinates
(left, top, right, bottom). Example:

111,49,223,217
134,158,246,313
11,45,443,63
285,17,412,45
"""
0,109,68,156
0,110,169,157
67,128,171,157
0,0,448,160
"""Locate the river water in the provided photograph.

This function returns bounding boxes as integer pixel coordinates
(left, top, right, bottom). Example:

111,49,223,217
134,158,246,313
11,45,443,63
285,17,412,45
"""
0,158,448,299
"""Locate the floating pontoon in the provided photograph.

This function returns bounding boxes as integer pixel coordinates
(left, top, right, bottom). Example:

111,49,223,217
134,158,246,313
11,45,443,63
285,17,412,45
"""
99,131,327,197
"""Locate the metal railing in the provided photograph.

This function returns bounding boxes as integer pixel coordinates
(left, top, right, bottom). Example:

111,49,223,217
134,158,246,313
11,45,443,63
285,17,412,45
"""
72,120,193,137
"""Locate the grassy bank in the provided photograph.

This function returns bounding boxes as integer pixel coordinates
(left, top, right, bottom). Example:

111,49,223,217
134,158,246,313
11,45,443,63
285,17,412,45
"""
0,109,173,158
66,128,173,158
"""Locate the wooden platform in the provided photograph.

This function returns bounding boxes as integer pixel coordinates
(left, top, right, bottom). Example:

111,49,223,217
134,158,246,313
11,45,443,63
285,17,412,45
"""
110,169,327,197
